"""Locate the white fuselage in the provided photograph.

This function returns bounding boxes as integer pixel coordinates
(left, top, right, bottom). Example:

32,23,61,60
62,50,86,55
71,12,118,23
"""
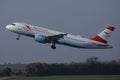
6,22,112,49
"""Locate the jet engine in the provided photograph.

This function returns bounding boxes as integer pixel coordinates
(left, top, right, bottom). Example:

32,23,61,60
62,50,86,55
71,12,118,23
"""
34,34,46,43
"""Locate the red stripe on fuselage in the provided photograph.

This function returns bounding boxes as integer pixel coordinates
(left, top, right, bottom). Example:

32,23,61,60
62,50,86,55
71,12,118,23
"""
26,25,31,31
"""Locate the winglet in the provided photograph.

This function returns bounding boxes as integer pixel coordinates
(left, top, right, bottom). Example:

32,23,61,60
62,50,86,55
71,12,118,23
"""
91,26,115,44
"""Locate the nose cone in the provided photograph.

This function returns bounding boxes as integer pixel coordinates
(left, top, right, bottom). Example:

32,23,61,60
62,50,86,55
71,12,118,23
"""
6,25,15,31
6,25,10,30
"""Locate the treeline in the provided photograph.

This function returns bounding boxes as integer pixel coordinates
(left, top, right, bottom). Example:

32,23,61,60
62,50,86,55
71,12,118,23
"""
0,57,120,77
0,67,11,77
26,57,120,76
0,64,26,77
0,67,24,77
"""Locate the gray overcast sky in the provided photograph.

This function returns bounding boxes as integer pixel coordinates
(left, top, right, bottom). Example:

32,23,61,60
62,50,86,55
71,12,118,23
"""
0,0,120,64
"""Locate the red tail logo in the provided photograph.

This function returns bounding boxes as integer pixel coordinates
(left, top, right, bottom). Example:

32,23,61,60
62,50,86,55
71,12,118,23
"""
91,26,115,44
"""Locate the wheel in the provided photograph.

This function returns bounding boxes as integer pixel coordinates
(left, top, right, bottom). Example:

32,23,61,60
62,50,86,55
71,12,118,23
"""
51,45,56,49
16,38,19,40
16,35,20,40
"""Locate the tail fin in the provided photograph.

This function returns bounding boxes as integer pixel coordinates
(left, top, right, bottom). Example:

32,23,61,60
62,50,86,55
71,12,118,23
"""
91,26,115,44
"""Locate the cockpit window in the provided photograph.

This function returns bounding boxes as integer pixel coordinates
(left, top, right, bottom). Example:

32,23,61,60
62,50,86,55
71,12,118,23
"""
12,23,16,26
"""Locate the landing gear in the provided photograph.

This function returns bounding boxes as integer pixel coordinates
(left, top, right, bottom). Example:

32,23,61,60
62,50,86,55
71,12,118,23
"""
51,45,56,49
51,41,56,49
16,34,21,40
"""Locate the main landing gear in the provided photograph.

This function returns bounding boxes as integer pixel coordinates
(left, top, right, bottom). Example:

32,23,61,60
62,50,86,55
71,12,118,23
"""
51,41,56,49
16,34,21,40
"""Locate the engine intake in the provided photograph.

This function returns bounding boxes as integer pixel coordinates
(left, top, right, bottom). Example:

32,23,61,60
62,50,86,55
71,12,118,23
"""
34,34,46,43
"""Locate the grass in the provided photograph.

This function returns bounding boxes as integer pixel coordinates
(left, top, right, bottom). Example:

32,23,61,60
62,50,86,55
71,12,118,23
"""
5,75,120,80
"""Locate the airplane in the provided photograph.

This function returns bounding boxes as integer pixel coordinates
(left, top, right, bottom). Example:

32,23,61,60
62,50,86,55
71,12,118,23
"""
6,22,115,49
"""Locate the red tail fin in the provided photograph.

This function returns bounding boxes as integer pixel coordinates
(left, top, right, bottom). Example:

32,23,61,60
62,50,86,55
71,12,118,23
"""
91,26,115,44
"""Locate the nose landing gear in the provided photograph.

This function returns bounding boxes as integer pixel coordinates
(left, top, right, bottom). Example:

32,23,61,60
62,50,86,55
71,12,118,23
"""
16,34,21,40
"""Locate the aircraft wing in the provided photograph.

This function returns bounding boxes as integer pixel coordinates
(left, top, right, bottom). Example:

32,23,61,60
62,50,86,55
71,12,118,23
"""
46,33,67,42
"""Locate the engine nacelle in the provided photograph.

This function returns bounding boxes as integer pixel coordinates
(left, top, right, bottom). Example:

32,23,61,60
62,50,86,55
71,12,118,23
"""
34,34,46,43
